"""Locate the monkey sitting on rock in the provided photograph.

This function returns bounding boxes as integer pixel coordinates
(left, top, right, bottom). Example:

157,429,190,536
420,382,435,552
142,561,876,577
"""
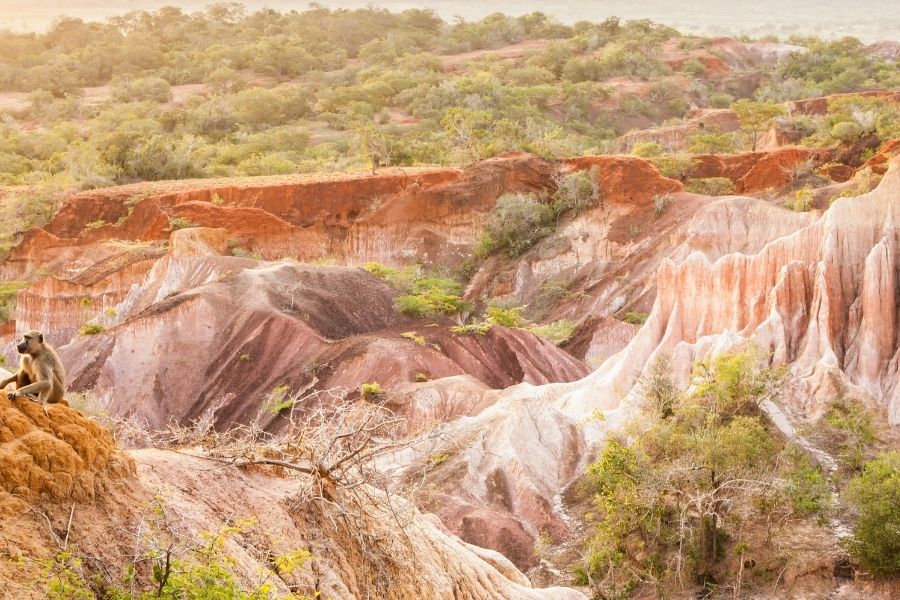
0,330,68,406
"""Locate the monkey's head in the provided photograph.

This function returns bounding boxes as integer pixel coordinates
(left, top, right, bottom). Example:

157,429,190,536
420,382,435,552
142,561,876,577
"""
16,330,45,355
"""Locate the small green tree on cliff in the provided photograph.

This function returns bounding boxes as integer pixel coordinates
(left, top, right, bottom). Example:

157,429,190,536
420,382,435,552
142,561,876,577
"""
731,99,786,151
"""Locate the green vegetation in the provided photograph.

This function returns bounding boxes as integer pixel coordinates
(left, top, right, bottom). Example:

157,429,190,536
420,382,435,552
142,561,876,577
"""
623,311,648,325
165,216,198,232
364,262,468,318
731,99,785,151
577,350,832,598
687,126,737,154
785,187,814,212
819,397,879,472
360,382,383,400
652,193,672,215
845,451,900,574
400,331,426,346
650,154,695,180
528,319,576,345
684,177,734,195
450,321,493,336
38,517,316,599
761,37,900,101
0,7,892,194
476,193,555,258
0,280,28,322
396,277,468,317
267,385,294,413
79,323,105,335
486,305,527,328
477,169,599,258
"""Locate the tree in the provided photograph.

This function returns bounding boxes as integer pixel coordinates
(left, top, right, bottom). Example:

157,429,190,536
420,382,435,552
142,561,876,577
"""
731,99,785,151
846,451,900,574
580,349,802,598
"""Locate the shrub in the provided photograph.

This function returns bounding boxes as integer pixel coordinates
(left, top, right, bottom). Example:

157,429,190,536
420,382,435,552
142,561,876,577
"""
687,127,737,154
552,168,600,214
79,323,104,335
360,382,383,400
831,120,864,144
785,187,814,212
110,76,172,103
821,397,878,470
731,99,786,151
396,276,467,317
83,219,108,231
165,216,198,232
685,177,734,195
651,154,696,180
632,141,662,158
624,311,649,325
784,450,832,518
529,319,576,345
479,193,555,257
0,281,28,322
708,92,734,108
486,305,527,327
451,321,492,336
653,193,673,215
845,452,900,574
400,331,426,345
681,58,708,78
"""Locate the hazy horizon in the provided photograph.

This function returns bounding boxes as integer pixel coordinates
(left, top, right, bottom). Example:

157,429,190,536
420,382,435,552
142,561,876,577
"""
0,0,898,43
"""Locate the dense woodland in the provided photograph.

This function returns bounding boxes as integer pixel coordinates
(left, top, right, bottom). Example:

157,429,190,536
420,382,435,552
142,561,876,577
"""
0,4,897,193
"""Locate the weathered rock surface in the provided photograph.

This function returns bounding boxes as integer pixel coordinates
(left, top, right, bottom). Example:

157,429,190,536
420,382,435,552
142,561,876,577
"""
51,228,587,429
0,445,587,599
562,154,900,425
0,388,134,514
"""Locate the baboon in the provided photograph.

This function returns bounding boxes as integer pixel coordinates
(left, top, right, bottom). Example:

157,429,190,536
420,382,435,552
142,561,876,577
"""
0,330,67,405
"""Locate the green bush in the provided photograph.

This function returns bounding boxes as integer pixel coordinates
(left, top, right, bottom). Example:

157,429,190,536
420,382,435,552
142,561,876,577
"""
624,311,648,325
0,281,28,322
395,276,467,317
685,177,734,195
687,127,737,154
651,154,696,180
708,92,734,109
165,217,198,232
680,58,708,78
360,382,383,400
486,305,527,327
632,141,662,158
479,193,555,257
785,187,814,212
529,319,576,345
579,350,790,596
450,321,492,336
845,452,900,574
552,168,600,214
831,120,864,144
110,76,172,103
79,323,105,335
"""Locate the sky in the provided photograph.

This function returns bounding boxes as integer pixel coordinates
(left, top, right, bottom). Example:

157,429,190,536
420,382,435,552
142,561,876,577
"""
0,1,898,42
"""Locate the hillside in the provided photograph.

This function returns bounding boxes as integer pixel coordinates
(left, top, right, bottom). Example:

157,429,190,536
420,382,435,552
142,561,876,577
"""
0,5,898,600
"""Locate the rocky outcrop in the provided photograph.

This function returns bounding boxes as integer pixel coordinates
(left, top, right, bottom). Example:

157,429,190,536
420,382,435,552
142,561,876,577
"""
690,147,833,192
0,445,586,599
54,228,588,429
609,108,739,153
563,154,900,424
5,154,555,284
788,91,900,116
0,390,134,514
